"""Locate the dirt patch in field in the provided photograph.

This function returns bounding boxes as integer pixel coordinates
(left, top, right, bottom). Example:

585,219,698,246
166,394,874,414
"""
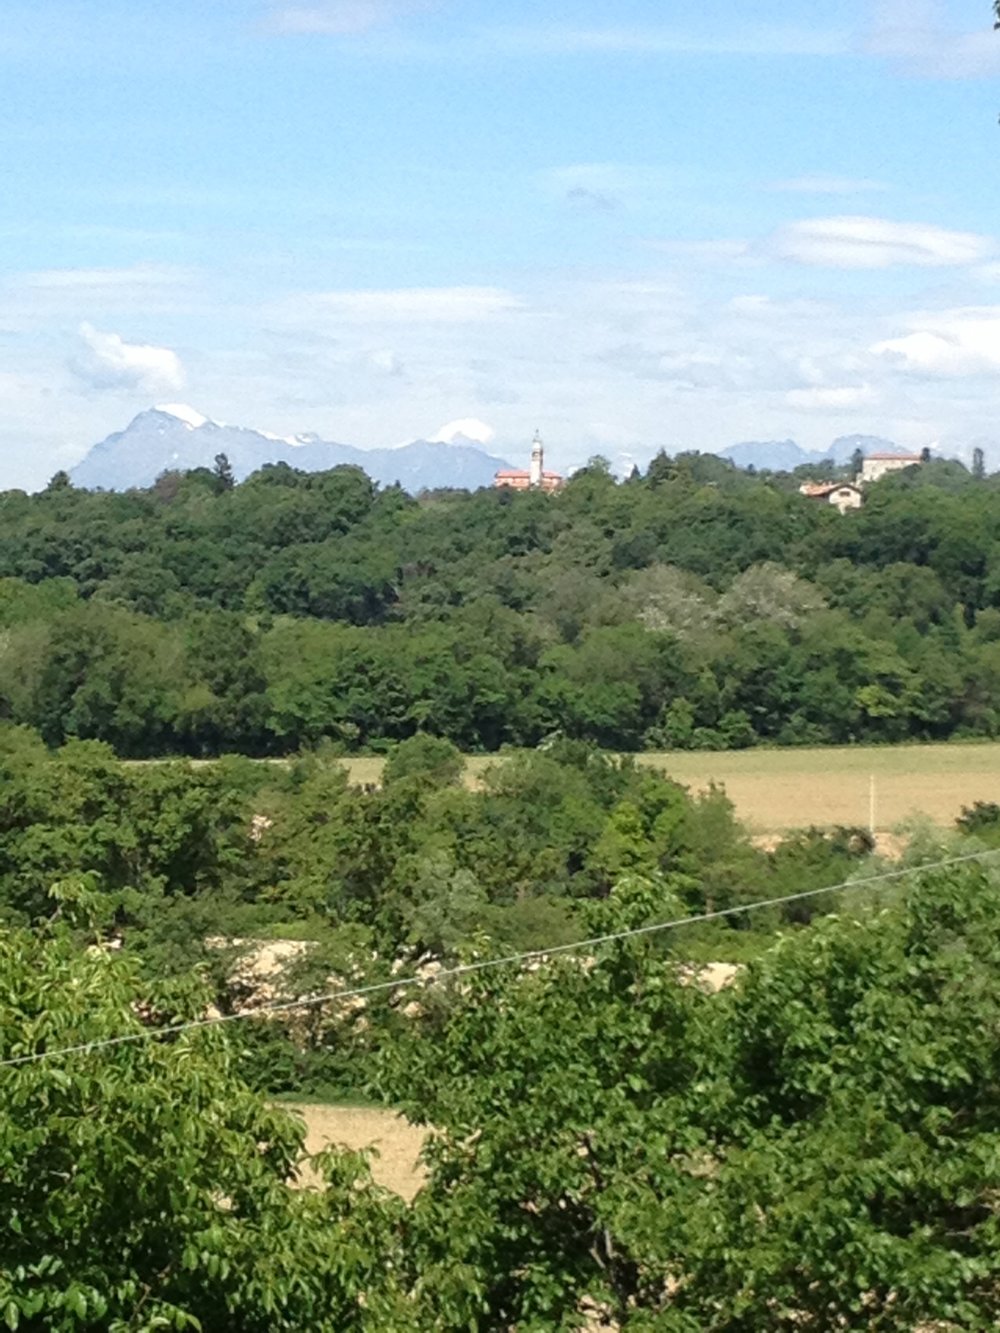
282,1102,427,1201
872,832,907,861
752,831,909,860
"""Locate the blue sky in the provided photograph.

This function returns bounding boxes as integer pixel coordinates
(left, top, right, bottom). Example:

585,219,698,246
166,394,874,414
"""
2,0,1000,485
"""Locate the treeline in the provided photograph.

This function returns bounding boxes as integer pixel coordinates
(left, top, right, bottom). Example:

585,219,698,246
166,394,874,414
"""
0,724,883,1090
0,727,871,957
3,451,1000,753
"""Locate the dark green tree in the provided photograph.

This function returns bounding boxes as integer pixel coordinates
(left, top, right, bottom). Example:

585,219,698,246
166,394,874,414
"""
213,451,236,491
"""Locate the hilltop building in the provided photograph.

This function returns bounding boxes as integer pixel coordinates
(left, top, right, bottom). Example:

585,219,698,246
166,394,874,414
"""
858,452,924,484
494,431,564,492
798,481,863,514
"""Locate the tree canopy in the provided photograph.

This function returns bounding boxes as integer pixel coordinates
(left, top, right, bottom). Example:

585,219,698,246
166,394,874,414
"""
0,454,998,755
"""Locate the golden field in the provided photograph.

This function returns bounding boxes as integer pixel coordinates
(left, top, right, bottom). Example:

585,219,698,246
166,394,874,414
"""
337,743,1000,834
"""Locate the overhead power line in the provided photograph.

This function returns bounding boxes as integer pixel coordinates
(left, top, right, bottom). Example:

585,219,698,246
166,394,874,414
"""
1,848,997,1072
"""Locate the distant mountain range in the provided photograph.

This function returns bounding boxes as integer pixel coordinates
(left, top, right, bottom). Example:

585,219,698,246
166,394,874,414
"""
70,405,513,493
717,434,898,472
67,406,940,494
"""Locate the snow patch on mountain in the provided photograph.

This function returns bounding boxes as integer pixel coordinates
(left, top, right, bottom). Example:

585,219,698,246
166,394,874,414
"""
153,404,211,430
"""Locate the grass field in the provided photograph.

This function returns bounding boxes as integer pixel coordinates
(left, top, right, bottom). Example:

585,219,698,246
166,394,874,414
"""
337,743,1000,834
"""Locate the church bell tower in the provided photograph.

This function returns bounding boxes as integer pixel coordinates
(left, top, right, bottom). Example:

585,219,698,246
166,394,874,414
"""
529,429,543,488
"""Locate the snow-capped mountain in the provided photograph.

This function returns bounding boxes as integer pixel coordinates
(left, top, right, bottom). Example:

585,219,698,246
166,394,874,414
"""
70,406,513,493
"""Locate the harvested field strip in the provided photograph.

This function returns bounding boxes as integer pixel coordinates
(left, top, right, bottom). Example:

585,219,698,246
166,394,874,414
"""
633,745,1000,833
284,1102,427,1200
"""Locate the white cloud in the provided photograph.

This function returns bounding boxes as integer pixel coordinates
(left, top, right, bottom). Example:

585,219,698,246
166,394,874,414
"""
765,216,993,269
648,238,750,264
265,0,435,35
866,0,1000,78
871,309,1000,377
365,348,406,375
786,384,877,410
72,322,185,394
0,265,202,333
24,265,184,292
487,23,848,58
769,175,889,195
275,285,522,324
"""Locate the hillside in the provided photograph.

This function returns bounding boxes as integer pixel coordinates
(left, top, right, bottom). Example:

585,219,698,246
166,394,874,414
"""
0,447,998,756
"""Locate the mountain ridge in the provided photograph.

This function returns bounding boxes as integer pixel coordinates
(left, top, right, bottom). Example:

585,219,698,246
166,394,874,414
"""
70,406,514,493
717,433,899,472
69,405,936,493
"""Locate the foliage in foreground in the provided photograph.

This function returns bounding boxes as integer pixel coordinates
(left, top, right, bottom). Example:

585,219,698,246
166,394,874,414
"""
376,864,1000,1329
0,728,868,966
0,725,892,1105
0,922,409,1332
4,718,1000,1326
2,865,999,1327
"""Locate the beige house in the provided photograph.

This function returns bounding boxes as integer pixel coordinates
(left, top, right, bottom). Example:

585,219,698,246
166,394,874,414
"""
799,481,863,514
858,452,923,484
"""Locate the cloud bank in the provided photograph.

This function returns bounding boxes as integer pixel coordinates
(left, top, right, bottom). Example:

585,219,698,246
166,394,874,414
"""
872,309,1000,377
866,0,1000,78
275,286,521,324
769,175,889,196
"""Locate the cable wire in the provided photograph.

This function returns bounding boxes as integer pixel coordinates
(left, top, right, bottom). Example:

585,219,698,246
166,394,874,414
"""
1,847,996,1072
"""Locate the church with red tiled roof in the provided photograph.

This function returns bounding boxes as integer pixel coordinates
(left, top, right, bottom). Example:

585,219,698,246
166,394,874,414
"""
494,431,564,493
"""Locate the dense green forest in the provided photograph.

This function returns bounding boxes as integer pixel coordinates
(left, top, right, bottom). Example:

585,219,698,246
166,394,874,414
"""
3,451,1000,754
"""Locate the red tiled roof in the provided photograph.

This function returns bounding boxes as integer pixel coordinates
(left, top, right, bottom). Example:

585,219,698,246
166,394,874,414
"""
494,469,564,480
800,483,862,499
